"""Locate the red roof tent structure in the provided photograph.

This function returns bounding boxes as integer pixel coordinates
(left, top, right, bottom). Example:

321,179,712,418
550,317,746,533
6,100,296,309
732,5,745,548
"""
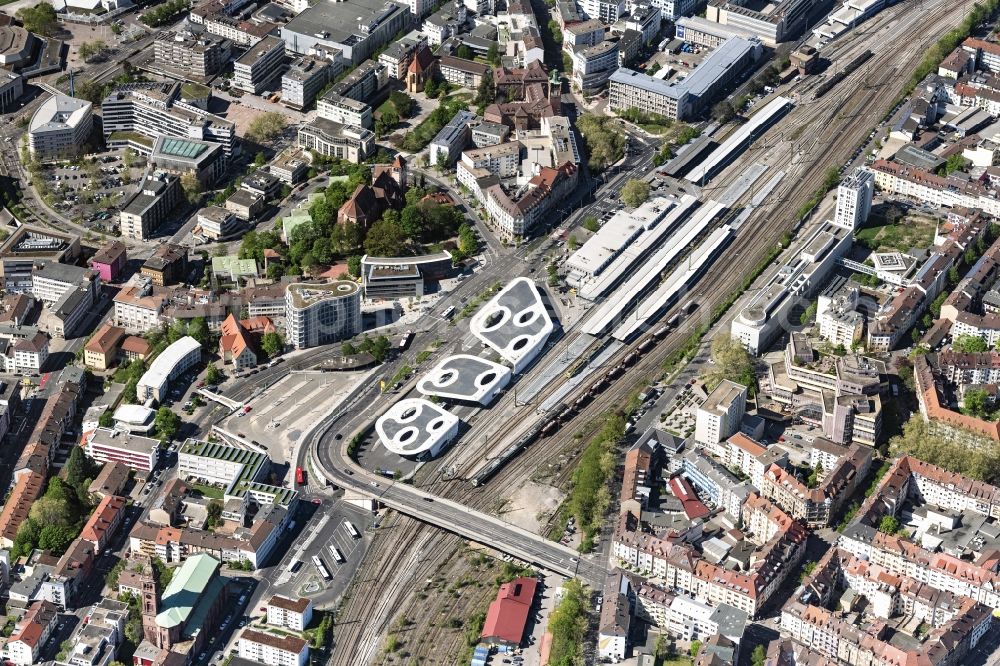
481,576,537,646
669,476,710,521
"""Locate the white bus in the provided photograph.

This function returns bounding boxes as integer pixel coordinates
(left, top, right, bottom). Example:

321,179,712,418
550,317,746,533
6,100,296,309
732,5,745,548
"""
441,305,456,319
287,559,303,574
343,521,360,539
311,555,331,580
329,545,345,564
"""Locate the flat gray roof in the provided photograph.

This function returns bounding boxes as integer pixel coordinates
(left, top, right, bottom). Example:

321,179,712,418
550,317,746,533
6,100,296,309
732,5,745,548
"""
283,0,408,46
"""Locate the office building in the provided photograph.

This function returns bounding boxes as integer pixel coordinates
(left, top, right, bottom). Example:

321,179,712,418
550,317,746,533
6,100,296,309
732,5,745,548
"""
102,82,236,157
233,36,286,94
438,56,490,89
328,59,386,103
317,91,373,129
429,109,475,166
177,439,267,489
136,336,202,402
196,205,241,241
141,244,188,286
297,118,375,163
89,241,127,283
118,172,182,241
609,37,761,120
154,31,232,78
285,281,361,349
281,56,330,110
571,40,619,91
279,0,409,65
0,71,23,112
28,95,93,159
579,0,624,22
85,428,161,473
270,148,309,185
704,0,813,46
694,380,747,447
150,135,227,188
83,323,125,370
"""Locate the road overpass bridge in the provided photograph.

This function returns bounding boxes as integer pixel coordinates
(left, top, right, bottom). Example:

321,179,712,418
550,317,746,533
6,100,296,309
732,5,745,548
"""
308,419,606,586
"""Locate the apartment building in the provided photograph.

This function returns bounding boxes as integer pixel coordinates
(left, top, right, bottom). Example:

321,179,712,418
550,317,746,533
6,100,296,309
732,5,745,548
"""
438,55,490,89
85,428,161,473
834,168,874,231
266,596,313,631
238,630,308,666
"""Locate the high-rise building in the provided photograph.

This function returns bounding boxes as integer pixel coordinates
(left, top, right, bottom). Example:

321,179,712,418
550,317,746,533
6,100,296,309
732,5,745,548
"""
834,168,874,231
28,95,93,159
694,380,747,447
284,281,362,349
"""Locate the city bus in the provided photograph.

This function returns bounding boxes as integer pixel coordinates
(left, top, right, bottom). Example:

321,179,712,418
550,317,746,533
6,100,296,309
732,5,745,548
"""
287,559,303,574
343,521,360,539
328,545,345,564
312,555,331,581
441,305,456,319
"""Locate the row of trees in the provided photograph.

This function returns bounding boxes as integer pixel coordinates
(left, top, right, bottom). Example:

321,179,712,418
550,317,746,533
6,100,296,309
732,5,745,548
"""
569,412,626,551
139,0,191,27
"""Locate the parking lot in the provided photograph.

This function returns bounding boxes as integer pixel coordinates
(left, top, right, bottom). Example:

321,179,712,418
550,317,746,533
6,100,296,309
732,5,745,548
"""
38,151,147,231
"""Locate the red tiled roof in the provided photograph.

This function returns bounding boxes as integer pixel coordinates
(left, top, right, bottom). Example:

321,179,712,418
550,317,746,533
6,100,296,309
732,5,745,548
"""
481,577,537,645
668,477,710,521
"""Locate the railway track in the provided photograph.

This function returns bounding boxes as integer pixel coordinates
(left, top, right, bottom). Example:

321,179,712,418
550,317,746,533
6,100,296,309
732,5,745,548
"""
331,0,970,661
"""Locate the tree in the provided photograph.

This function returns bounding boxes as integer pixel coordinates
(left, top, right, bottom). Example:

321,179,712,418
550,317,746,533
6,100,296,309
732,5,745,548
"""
205,364,223,386
364,218,408,256
620,179,650,208
38,524,76,554
712,99,737,124
890,416,1000,482
254,152,267,167
706,336,755,392
486,41,500,66
78,40,107,63
576,115,626,172
878,515,901,535
342,341,357,356
206,500,223,528
166,319,187,344
751,645,767,666
99,411,114,428
583,216,600,233
456,44,473,59
187,317,209,346
155,407,181,441
180,172,203,205
65,446,93,493
963,387,990,418
690,640,703,658
30,496,68,528
246,112,286,143
800,302,817,325
17,3,57,36
475,71,494,105
953,334,988,353
424,76,440,98
348,255,362,277
941,153,969,176
261,331,284,358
